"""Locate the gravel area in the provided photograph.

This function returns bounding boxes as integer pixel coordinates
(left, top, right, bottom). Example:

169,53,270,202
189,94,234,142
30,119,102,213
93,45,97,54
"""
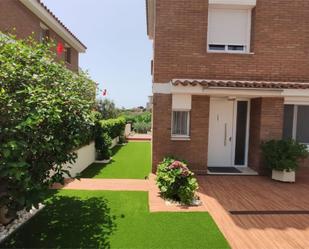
0,204,45,243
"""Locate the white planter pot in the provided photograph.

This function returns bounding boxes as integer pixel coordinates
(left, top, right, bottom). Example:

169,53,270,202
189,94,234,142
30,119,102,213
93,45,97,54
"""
272,170,295,183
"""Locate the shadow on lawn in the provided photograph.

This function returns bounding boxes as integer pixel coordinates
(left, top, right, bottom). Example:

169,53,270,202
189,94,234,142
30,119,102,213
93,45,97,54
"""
81,145,123,178
2,195,117,249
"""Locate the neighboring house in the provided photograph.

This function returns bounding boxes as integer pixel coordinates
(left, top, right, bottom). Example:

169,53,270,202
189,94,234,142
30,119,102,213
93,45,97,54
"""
0,0,86,72
146,0,309,174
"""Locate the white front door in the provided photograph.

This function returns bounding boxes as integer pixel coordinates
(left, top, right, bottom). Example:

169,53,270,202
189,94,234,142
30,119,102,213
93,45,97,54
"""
208,98,235,167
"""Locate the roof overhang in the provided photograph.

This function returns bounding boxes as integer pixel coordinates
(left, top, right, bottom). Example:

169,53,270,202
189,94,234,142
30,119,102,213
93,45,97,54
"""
172,79,309,90
20,0,86,53
152,79,309,100
146,0,155,40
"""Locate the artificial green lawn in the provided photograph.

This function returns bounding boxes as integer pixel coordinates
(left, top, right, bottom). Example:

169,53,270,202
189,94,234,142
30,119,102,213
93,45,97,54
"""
81,142,151,179
2,190,230,249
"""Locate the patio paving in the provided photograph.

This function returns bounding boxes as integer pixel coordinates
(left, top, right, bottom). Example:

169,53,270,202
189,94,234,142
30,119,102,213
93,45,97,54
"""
127,133,152,141
197,167,309,249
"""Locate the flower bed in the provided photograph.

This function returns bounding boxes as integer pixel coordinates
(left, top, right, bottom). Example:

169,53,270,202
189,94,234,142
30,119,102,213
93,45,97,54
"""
156,158,199,205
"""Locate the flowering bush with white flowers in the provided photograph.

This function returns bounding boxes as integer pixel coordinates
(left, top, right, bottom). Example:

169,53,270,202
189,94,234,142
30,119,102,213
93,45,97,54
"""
156,158,199,205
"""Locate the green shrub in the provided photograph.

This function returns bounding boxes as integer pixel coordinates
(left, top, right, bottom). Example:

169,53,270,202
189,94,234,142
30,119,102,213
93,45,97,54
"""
134,112,151,123
0,34,96,215
122,112,151,125
99,117,126,139
156,158,199,205
261,139,308,172
95,117,126,160
95,133,112,160
133,121,151,134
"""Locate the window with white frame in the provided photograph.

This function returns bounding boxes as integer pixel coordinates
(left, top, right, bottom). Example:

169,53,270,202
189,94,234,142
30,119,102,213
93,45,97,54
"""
172,111,190,137
207,7,251,53
283,105,309,144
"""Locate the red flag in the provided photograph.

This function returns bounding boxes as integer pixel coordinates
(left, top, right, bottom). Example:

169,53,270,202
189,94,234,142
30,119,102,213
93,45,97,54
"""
102,89,107,96
57,42,64,55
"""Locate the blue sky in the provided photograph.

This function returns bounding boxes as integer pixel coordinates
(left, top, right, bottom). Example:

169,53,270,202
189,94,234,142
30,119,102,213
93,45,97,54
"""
42,0,152,108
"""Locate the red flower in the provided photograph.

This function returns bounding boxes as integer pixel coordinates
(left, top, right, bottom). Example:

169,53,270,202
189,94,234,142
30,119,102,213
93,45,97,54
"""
57,42,64,56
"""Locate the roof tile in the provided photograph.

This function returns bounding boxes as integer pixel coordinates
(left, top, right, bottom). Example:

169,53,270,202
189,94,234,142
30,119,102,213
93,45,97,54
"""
172,79,309,89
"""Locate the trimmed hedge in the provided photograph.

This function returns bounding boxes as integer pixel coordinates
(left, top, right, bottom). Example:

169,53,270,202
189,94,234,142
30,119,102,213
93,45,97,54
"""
95,117,126,160
98,117,126,139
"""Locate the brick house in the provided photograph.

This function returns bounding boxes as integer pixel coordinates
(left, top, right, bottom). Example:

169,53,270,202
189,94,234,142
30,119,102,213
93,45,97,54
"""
0,0,86,72
146,0,309,175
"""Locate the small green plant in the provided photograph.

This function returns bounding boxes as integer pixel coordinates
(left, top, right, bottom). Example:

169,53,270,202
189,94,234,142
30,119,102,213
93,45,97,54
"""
156,158,198,205
261,139,308,172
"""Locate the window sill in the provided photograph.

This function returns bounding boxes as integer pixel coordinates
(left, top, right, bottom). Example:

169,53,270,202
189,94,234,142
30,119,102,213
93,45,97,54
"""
171,136,191,141
207,51,255,55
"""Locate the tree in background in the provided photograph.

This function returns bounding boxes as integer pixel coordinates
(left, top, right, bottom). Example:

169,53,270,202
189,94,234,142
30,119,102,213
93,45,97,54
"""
96,99,119,120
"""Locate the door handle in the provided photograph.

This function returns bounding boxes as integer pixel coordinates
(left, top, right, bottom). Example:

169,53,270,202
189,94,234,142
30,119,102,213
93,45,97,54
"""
224,123,227,146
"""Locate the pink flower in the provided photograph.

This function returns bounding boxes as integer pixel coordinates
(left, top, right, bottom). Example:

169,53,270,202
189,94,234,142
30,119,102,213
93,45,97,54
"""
168,161,185,170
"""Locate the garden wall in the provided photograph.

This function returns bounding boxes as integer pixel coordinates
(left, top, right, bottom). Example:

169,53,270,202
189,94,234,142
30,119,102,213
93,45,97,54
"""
111,137,120,149
124,123,131,137
64,142,96,177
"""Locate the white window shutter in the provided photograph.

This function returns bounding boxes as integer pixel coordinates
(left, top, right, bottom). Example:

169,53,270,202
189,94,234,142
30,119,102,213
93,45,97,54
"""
208,8,250,46
172,94,192,110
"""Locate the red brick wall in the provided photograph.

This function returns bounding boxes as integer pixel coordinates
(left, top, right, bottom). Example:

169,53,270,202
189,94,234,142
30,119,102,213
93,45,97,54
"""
248,97,284,174
0,0,79,72
152,94,210,173
153,0,309,83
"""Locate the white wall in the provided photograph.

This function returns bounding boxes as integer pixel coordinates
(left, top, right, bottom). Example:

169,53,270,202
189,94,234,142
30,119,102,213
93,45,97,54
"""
124,123,131,137
64,142,95,177
111,137,120,148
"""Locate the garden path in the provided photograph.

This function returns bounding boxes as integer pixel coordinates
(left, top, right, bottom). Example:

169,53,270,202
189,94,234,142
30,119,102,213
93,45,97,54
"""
51,174,209,212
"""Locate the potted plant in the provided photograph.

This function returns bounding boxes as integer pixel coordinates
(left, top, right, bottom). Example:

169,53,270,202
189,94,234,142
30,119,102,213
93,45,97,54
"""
261,139,308,182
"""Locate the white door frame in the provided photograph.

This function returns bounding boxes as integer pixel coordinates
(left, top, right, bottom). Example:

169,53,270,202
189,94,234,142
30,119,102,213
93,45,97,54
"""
208,97,250,167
